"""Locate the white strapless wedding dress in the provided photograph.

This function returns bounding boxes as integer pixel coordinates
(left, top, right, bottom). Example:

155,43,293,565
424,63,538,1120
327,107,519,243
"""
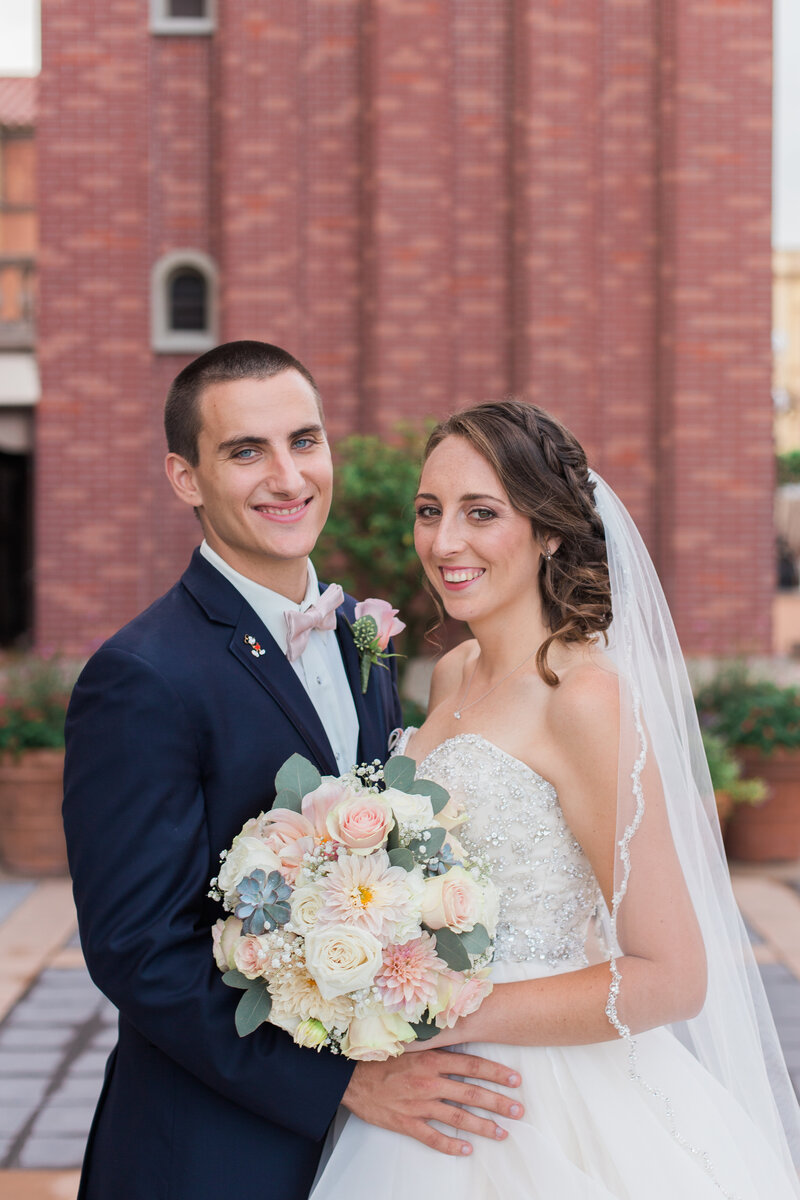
310,733,799,1199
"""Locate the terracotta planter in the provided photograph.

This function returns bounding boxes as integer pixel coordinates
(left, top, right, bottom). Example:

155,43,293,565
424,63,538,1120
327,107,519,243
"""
714,790,735,834
0,748,68,876
724,747,800,863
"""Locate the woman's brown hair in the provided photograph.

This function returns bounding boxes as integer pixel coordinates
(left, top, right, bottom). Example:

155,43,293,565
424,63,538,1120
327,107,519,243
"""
422,400,612,686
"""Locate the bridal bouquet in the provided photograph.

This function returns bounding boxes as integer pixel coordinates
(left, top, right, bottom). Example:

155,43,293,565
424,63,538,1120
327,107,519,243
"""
209,753,497,1060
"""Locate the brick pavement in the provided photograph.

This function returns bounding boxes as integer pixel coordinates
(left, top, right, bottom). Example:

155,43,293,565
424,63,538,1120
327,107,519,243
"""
0,869,798,1199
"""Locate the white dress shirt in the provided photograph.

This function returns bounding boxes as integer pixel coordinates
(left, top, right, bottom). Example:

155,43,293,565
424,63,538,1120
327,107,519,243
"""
199,541,360,773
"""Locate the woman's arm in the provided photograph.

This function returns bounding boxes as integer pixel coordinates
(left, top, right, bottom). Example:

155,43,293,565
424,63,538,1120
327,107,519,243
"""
413,665,708,1050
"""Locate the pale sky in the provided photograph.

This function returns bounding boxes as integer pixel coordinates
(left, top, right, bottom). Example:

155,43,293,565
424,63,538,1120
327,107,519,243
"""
0,0,797,247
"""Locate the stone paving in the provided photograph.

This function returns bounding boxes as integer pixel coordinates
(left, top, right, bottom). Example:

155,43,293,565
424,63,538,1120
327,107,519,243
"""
0,871,799,1198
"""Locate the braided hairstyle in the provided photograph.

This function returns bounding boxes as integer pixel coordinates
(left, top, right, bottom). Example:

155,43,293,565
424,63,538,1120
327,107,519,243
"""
422,401,612,686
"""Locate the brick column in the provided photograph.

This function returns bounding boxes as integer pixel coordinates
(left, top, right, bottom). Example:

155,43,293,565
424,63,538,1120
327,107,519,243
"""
36,0,152,651
360,0,454,432
510,1,601,449
656,0,773,653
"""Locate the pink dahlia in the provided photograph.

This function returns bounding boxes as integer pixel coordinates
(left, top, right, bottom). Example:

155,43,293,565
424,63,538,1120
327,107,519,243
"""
375,932,445,1020
318,850,421,944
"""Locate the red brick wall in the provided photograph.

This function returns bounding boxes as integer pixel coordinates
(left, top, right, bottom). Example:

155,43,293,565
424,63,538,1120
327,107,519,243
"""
35,0,774,655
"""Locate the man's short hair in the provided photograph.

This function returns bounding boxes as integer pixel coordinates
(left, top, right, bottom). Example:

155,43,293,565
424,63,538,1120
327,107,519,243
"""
164,340,322,466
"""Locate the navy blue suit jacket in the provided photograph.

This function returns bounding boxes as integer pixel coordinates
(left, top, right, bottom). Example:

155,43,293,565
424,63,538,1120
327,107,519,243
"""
63,549,403,1200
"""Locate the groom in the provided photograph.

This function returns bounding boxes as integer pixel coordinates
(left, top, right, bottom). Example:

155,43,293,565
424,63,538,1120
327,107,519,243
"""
63,340,522,1200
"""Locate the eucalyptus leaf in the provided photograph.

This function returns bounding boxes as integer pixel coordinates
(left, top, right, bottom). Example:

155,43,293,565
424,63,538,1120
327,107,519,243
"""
221,969,255,991
459,923,491,955
275,754,322,799
383,755,416,792
235,980,273,1037
410,1017,441,1041
388,847,416,872
273,788,302,813
386,823,401,852
408,779,450,814
409,826,446,859
430,926,472,972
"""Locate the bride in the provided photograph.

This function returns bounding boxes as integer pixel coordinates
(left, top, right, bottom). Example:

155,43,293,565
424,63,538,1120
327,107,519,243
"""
313,400,800,1198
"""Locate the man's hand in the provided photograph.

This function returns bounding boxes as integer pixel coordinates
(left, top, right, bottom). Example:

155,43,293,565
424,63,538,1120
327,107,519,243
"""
341,1048,524,1157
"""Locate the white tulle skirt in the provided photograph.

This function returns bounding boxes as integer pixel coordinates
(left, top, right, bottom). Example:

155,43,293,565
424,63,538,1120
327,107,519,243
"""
310,960,799,1200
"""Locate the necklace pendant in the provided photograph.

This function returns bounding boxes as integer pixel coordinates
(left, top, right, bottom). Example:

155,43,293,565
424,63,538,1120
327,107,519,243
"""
454,711,461,720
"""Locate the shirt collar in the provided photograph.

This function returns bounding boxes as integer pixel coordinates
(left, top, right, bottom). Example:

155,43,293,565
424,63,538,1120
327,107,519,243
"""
199,540,321,653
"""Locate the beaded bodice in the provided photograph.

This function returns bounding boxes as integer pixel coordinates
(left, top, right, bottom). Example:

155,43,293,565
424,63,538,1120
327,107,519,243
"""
402,731,605,968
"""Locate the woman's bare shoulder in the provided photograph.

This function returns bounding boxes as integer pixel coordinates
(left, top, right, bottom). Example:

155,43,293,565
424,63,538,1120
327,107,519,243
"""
546,652,621,749
427,640,478,712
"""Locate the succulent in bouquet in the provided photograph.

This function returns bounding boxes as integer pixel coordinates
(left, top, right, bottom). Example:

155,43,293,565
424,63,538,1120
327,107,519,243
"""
209,752,497,1060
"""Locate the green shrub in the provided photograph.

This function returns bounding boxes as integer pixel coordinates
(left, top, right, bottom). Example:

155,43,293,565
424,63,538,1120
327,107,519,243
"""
695,664,800,757
0,655,76,757
777,450,800,486
700,727,766,807
316,425,436,658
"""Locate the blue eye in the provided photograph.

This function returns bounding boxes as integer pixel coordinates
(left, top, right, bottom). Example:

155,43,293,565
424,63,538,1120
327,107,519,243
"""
234,448,258,459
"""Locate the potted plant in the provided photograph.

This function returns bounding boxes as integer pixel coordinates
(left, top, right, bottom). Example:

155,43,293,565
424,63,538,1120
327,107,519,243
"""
700,728,767,830
0,654,74,875
695,666,800,861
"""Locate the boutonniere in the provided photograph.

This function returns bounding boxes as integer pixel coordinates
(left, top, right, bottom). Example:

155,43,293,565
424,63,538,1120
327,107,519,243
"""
348,598,406,693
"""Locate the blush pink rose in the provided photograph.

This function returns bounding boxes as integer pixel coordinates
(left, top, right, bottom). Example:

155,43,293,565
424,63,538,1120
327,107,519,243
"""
261,808,314,852
353,598,406,651
276,835,315,884
421,865,483,932
326,797,394,854
435,969,493,1030
233,934,272,980
301,779,354,839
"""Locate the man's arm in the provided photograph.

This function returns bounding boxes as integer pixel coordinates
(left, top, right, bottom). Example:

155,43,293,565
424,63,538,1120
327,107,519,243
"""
63,645,353,1142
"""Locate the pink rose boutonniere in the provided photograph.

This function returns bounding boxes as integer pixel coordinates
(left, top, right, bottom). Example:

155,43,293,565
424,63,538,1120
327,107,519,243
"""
349,598,406,692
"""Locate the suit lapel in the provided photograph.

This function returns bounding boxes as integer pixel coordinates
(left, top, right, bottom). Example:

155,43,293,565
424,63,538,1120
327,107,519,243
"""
229,612,340,775
334,605,386,765
182,550,340,775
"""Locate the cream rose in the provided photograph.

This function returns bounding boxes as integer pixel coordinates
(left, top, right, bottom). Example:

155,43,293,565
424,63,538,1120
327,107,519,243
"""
304,925,383,1000
289,884,325,935
217,837,282,908
340,1008,416,1060
326,797,394,855
437,793,468,832
211,915,243,971
383,787,434,830
421,864,483,933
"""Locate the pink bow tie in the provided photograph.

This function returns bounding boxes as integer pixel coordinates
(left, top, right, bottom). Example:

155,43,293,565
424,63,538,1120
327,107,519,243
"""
284,583,344,663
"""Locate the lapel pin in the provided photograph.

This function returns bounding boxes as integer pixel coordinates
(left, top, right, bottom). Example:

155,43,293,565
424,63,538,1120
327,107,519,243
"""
244,635,265,657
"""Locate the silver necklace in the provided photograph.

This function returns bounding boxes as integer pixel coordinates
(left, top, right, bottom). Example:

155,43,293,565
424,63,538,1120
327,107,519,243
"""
453,647,539,719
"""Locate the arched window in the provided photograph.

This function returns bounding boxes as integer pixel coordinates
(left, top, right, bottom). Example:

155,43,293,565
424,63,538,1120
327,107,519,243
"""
150,0,215,35
169,0,206,15
151,251,218,353
169,268,207,332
